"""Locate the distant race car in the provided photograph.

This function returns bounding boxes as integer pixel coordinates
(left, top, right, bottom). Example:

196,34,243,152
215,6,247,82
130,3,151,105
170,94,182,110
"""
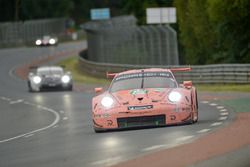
92,68,198,132
35,35,58,46
27,66,73,92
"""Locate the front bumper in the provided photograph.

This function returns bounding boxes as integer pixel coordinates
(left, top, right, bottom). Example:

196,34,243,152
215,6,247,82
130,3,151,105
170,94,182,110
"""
40,82,72,89
93,104,193,131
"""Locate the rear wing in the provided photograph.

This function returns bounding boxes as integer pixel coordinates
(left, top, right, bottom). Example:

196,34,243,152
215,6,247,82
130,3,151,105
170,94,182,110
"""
29,66,38,69
170,67,191,72
106,72,118,79
106,67,191,79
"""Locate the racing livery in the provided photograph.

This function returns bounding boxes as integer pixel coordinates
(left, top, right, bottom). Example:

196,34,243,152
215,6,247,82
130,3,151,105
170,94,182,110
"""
92,68,198,132
27,66,73,92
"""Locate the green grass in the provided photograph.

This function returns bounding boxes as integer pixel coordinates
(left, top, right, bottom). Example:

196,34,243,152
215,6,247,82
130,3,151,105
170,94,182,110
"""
57,56,109,85
196,84,250,92
58,57,250,92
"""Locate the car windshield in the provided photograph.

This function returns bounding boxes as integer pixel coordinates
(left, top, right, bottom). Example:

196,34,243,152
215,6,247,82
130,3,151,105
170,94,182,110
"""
37,68,63,75
110,71,177,92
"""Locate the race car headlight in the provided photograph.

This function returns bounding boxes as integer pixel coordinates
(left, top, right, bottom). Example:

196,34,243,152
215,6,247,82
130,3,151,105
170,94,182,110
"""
61,75,71,83
36,39,42,45
101,97,114,108
49,38,56,45
168,91,182,102
33,76,42,84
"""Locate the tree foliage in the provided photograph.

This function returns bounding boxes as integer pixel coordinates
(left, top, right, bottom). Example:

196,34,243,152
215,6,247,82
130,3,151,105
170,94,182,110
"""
0,0,249,64
174,0,250,64
122,0,173,25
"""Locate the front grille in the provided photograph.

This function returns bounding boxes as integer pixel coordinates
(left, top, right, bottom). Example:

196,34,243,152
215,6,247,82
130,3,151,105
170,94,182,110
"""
117,115,165,128
42,77,61,85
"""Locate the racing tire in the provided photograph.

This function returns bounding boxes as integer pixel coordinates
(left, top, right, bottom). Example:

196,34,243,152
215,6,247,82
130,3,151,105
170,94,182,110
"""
67,85,73,91
94,127,106,133
28,81,33,92
193,91,199,123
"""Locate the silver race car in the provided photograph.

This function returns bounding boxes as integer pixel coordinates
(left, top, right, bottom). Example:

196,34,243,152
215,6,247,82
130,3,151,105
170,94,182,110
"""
35,35,58,46
28,66,73,92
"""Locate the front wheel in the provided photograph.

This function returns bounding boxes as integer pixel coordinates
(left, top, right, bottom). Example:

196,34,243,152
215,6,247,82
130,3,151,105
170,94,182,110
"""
94,127,106,133
67,85,73,91
28,81,33,92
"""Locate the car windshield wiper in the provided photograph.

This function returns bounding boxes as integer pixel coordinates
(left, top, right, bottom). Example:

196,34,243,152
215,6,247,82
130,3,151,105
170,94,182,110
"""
140,70,144,89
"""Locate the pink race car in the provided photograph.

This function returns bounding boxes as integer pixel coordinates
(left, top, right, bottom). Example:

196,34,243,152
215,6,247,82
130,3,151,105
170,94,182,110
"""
92,68,198,132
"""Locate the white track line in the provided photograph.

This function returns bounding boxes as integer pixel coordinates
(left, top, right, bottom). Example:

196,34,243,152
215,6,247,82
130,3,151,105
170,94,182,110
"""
8,66,23,81
0,105,60,144
197,129,211,133
210,122,223,126
24,134,34,138
91,156,122,166
217,106,224,109
220,112,229,116
218,116,228,121
210,103,218,106
1,97,11,101
176,135,194,142
220,109,228,112
142,145,167,152
9,99,23,104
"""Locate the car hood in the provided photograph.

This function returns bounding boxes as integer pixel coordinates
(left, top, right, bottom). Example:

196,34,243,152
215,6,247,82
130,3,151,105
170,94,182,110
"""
40,74,62,78
111,88,171,105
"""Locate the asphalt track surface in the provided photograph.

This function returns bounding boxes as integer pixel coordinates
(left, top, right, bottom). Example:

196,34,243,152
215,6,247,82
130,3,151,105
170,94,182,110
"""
0,41,234,167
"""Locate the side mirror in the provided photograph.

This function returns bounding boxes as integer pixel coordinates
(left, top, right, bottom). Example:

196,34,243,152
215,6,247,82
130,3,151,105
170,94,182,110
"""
183,81,192,88
29,66,37,69
95,87,103,93
29,72,34,77
66,71,71,75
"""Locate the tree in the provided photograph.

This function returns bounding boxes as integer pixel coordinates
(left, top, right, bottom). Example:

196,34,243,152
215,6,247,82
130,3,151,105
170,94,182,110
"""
0,0,15,22
122,0,173,25
207,0,250,63
174,0,217,64
19,0,74,20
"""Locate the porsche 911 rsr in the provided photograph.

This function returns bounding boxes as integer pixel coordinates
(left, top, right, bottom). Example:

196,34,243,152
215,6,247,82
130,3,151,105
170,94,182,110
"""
28,66,73,92
92,68,198,132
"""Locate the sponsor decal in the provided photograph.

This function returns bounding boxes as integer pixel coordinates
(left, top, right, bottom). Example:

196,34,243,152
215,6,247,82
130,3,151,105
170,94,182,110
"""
185,96,190,102
128,105,153,110
93,120,103,127
130,89,148,95
94,113,110,118
107,120,113,126
170,115,176,120
154,88,165,92
115,72,173,82
182,107,191,112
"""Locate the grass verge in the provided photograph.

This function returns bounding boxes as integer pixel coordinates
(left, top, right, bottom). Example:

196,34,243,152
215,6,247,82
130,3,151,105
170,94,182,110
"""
58,56,250,92
196,84,250,92
57,56,109,85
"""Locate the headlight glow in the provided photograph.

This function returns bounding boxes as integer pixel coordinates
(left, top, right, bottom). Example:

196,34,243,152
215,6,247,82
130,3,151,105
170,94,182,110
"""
33,76,42,84
101,96,114,108
36,40,42,45
168,91,182,102
61,75,70,83
49,38,56,45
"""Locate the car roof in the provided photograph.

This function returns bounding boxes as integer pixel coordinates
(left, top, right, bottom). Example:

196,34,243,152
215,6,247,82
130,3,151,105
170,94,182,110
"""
37,66,63,72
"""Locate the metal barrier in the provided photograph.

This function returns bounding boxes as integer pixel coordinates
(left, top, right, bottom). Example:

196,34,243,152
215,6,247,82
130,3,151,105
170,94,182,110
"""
0,18,67,47
79,55,250,84
82,15,179,65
